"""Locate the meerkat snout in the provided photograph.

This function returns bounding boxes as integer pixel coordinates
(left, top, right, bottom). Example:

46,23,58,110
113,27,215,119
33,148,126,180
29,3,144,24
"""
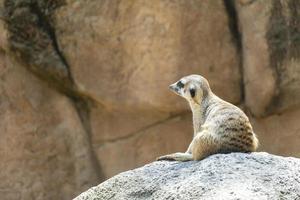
169,83,178,92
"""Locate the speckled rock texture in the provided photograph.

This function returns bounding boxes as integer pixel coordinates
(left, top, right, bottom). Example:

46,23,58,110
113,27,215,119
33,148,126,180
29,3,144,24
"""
75,152,300,200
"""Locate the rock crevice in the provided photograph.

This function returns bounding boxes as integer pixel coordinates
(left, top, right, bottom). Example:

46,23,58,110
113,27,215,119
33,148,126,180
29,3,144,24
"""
223,0,245,106
4,0,71,87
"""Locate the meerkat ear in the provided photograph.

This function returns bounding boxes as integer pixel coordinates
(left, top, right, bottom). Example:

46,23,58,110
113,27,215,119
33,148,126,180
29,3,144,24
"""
189,84,196,98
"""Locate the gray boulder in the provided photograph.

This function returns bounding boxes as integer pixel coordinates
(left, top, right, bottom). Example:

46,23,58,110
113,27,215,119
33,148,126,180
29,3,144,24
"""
75,152,300,200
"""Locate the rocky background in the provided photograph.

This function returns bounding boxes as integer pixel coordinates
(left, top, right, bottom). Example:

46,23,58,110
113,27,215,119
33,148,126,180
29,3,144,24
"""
0,0,299,199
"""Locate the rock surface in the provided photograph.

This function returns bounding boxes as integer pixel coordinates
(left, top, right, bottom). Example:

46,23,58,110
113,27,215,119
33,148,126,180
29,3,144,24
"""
75,152,300,200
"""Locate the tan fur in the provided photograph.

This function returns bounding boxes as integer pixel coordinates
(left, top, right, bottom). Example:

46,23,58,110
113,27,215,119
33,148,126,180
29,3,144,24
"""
157,75,259,161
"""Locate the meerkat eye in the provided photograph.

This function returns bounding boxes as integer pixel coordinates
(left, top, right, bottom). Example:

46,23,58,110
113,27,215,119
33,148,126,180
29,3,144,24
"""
176,81,184,88
189,88,196,98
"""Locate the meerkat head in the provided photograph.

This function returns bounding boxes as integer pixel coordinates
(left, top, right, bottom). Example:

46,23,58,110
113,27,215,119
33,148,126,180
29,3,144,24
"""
169,74,212,105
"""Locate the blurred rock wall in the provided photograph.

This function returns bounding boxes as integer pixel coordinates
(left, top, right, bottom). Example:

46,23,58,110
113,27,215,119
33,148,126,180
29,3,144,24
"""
0,0,299,199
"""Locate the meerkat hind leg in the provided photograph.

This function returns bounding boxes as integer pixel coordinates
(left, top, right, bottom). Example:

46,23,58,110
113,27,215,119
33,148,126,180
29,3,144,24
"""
157,152,193,162
192,132,220,160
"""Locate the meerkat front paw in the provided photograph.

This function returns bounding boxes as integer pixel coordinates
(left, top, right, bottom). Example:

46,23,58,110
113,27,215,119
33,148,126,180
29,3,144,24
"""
156,152,193,162
156,154,177,161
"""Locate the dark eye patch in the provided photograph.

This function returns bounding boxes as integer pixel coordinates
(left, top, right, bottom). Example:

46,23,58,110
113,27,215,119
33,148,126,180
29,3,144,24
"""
176,81,184,88
190,88,196,98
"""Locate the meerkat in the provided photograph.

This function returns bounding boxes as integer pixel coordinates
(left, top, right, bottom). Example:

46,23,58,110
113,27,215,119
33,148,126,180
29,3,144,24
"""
157,74,259,161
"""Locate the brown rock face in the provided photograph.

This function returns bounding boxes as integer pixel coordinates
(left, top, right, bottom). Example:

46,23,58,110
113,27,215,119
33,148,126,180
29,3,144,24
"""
251,108,300,158
0,0,299,199
54,0,242,179
55,0,241,111
236,0,300,116
0,55,100,199
95,114,192,178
